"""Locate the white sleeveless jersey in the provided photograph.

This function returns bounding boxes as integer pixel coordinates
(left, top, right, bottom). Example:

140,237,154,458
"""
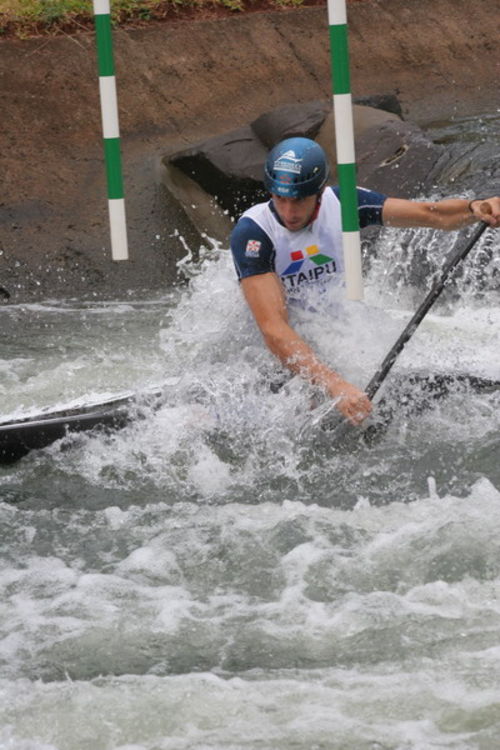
238,188,344,295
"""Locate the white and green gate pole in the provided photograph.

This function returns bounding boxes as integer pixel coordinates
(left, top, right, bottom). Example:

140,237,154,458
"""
327,0,362,300
93,0,129,261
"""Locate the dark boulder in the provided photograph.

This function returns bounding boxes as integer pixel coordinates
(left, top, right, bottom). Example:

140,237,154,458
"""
167,99,402,224
166,98,447,233
355,119,446,197
353,93,404,118
251,100,330,148
169,125,268,218
168,101,335,219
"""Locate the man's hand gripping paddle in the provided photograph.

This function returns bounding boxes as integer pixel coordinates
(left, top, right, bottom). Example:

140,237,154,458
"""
324,221,490,442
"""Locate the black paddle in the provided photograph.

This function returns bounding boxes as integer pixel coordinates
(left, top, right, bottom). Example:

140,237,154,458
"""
323,221,490,438
364,221,489,401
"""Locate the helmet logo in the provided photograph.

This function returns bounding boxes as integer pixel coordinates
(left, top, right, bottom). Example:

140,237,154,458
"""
274,149,303,175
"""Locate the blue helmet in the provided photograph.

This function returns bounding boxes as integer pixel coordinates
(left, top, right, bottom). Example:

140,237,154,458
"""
263,137,329,198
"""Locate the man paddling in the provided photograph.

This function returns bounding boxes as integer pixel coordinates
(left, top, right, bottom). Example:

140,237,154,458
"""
230,137,500,425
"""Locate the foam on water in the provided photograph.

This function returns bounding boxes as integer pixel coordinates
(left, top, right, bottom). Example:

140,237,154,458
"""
1,479,500,748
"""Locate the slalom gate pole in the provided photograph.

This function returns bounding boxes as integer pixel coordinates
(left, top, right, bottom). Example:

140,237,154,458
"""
327,0,362,300
93,0,129,261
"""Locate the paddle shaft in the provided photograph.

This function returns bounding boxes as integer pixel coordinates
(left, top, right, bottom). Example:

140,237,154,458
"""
365,221,489,401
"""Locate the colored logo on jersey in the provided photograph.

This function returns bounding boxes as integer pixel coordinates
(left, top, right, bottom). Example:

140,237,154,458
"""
274,150,302,175
282,244,333,275
245,239,261,257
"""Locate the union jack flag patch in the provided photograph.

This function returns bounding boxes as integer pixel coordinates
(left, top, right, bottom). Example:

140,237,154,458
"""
245,239,261,257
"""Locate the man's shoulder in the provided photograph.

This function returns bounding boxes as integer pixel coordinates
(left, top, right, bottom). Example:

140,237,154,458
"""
237,200,272,224
230,204,276,279
231,201,274,243
231,213,268,244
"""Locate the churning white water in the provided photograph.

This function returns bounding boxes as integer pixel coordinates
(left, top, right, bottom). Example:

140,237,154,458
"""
0,114,499,749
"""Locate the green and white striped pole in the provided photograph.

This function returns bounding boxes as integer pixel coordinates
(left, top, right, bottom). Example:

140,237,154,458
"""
93,0,128,261
327,0,362,300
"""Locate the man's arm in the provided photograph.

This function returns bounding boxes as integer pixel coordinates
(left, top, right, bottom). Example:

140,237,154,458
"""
383,196,500,230
241,272,372,425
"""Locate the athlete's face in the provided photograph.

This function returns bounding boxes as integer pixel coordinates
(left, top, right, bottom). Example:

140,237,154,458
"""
271,193,319,231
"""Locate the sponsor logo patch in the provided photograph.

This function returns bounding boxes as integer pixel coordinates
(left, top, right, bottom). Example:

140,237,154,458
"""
245,239,262,257
282,244,334,275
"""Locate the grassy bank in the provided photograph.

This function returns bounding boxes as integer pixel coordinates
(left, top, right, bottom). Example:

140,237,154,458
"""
0,0,327,38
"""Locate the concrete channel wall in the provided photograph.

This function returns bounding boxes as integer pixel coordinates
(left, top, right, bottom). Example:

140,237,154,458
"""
0,0,497,301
